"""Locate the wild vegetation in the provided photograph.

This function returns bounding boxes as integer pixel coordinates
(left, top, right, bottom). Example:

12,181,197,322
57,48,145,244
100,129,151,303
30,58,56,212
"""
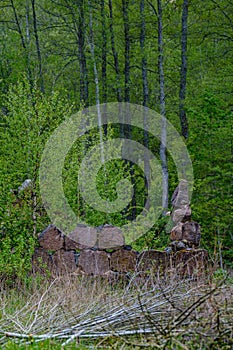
0,0,232,279
0,0,232,347
0,273,233,349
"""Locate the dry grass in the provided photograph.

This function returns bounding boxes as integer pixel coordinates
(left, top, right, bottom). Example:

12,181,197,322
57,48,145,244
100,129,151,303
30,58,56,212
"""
0,272,232,349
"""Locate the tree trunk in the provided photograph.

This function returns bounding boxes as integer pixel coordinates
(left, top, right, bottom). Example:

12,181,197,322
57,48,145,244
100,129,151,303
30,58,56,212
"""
158,0,168,212
88,0,105,164
140,0,150,209
31,0,44,93
179,0,189,139
10,0,33,90
101,0,108,135
140,0,149,108
122,0,130,103
77,0,88,106
101,0,107,103
122,0,137,220
109,0,122,102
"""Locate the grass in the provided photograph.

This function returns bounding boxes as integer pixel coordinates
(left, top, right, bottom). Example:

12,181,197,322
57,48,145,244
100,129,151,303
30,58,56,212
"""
0,271,232,349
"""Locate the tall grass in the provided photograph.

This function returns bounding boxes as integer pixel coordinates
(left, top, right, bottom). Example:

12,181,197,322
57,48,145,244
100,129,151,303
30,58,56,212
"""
0,272,232,349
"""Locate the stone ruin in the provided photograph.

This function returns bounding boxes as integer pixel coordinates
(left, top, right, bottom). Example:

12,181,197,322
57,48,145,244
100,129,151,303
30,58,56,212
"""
33,180,208,280
167,179,201,252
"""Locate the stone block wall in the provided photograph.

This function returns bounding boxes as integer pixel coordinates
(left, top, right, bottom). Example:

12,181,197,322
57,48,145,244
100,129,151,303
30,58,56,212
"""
32,224,208,279
32,180,209,280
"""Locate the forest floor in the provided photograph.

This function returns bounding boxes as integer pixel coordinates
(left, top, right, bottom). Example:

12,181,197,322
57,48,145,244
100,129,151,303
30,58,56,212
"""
0,271,232,349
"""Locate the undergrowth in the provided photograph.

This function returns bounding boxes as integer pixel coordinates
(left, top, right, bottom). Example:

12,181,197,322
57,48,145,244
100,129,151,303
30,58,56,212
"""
0,272,232,349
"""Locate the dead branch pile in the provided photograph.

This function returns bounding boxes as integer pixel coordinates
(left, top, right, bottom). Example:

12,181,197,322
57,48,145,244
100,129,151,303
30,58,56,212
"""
0,277,232,347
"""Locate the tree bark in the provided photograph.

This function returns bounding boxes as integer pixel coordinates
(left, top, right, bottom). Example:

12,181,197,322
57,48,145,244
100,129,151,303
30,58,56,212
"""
31,0,45,93
88,0,105,164
101,0,107,103
10,0,33,89
122,0,136,220
77,0,89,106
158,0,168,212
140,0,149,108
122,0,130,103
179,0,189,139
109,0,122,102
140,0,150,209
101,0,108,135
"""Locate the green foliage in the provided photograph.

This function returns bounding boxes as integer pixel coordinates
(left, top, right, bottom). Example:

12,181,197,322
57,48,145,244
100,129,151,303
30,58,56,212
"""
63,124,147,227
0,80,73,280
4,339,92,349
0,0,232,278
187,93,233,265
132,215,170,251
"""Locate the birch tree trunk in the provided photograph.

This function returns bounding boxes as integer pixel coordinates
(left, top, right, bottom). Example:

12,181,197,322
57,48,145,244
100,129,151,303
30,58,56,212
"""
158,0,168,212
179,0,189,139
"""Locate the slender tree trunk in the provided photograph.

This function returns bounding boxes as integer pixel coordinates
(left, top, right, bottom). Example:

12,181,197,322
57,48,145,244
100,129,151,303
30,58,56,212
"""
122,0,136,220
179,0,189,139
122,0,130,103
101,0,108,135
158,0,168,212
122,0,130,137
10,0,33,89
109,0,123,142
109,0,121,102
101,0,107,103
88,1,105,164
26,0,30,61
140,0,149,108
77,0,88,106
140,0,150,209
31,0,44,93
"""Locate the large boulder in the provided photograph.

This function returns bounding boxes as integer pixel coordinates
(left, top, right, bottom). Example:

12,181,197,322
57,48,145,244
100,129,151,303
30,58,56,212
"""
65,224,97,250
171,179,190,208
182,221,201,247
78,250,110,275
110,249,137,273
137,250,168,273
97,225,125,250
172,249,208,277
172,204,191,224
51,250,77,275
170,221,201,248
170,222,183,241
32,247,53,274
38,225,64,251
32,248,78,276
